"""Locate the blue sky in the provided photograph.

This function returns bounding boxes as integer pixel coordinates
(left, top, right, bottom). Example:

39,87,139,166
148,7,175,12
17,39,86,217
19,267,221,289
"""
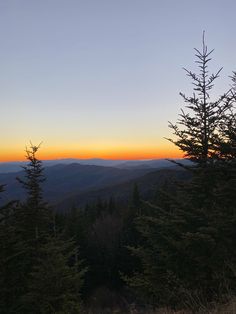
0,0,235,160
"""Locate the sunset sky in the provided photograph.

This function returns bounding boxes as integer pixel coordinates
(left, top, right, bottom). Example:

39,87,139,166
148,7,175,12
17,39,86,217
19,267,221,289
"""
0,0,235,161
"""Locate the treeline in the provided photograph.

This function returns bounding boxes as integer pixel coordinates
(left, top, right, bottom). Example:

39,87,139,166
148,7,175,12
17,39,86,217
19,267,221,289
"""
0,37,236,313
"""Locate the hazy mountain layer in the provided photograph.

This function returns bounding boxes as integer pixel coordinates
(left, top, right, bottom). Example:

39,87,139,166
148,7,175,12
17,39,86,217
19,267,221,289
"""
0,163,152,205
55,167,190,211
0,158,190,173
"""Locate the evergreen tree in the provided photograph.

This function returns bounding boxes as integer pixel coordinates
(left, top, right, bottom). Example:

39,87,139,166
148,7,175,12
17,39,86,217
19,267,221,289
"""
24,237,86,314
132,183,141,209
0,186,18,313
0,186,31,313
167,33,233,165
124,36,236,310
108,196,116,214
16,143,51,242
1,144,87,313
12,144,52,311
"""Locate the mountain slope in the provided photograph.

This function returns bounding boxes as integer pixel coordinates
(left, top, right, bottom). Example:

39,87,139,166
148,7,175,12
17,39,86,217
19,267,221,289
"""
0,163,152,205
55,167,190,211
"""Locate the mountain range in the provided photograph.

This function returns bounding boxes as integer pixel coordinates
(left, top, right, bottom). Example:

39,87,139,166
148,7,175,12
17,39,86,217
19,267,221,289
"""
0,159,191,210
0,158,190,173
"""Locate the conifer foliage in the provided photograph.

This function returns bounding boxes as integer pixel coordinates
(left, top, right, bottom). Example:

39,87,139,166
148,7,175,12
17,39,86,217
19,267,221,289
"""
167,33,234,164
25,237,86,314
125,35,236,310
0,144,86,313
0,186,20,313
16,143,50,241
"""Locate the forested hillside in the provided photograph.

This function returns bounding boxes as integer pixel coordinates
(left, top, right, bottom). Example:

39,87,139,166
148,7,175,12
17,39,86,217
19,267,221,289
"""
0,163,150,206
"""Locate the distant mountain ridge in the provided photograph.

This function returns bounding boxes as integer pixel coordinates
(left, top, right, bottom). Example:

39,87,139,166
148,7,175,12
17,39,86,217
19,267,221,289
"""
0,160,192,210
55,167,190,211
0,163,151,205
0,159,125,173
0,158,190,173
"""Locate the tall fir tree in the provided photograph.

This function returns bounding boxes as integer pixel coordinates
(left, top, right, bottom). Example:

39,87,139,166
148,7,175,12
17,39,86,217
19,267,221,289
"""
167,33,233,165
124,35,236,310
24,236,86,314
16,143,51,242
12,144,52,312
0,144,86,313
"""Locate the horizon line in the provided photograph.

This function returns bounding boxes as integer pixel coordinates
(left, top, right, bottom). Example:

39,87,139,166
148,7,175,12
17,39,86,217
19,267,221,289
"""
0,156,184,163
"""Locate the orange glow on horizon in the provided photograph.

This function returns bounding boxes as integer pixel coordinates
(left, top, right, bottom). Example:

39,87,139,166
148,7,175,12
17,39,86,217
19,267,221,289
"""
0,147,183,162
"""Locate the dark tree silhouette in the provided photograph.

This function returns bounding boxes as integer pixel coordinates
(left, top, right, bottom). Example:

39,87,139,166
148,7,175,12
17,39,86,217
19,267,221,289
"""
16,143,50,241
124,35,236,310
167,33,233,165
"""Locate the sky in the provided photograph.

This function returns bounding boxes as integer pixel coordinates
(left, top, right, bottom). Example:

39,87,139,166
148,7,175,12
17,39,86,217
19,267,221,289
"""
0,0,236,161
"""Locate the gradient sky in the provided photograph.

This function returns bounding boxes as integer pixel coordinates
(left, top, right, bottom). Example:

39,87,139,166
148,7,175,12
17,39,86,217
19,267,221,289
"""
0,0,235,161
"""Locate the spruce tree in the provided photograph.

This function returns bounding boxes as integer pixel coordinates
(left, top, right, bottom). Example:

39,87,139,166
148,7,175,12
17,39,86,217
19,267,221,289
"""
124,35,236,310
24,237,86,314
167,33,233,165
11,144,86,313
16,143,51,242
12,144,51,312
0,185,16,312
0,185,25,313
